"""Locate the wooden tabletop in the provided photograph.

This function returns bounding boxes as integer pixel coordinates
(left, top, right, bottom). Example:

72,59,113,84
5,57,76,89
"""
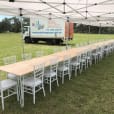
0,40,114,76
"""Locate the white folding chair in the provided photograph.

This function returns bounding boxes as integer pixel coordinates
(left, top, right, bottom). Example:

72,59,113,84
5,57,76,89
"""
58,55,71,84
97,47,105,61
36,51,44,57
61,47,66,51
22,53,33,78
111,43,114,52
103,44,112,57
107,43,113,55
0,79,18,110
3,56,17,80
67,45,72,49
80,52,87,72
70,55,81,76
23,63,45,104
93,46,105,63
75,44,80,48
22,53,32,60
109,43,114,54
53,48,60,53
44,57,59,93
86,50,92,68
3,56,16,65
92,48,99,64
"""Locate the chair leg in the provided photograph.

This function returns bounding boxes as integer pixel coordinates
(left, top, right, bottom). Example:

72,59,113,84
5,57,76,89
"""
16,85,19,101
90,60,92,66
62,71,64,84
42,85,46,96
56,75,59,87
49,77,51,93
1,91,4,111
80,64,82,72
81,64,83,72
70,66,72,74
33,87,35,104
86,60,88,68
84,63,87,70
68,70,71,80
17,78,20,102
75,67,77,76
79,65,81,74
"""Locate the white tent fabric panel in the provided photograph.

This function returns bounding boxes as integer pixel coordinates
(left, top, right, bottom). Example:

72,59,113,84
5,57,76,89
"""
0,0,114,27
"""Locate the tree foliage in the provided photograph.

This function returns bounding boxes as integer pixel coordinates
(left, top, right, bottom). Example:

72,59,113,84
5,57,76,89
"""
74,23,114,34
0,17,21,33
10,17,21,32
0,17,114,34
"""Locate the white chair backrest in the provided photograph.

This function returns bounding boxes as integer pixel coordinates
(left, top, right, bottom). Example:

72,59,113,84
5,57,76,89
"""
75,44,80,47
53,48,60,53
33,63,44,82
81,52,87,59
49,57,58,74
22,53,32,60
83,42,87,46
76,55,81,63
63,55,70,68
92,48,98,53
36,51,44,57
61,47,66,51
3,56,16,65
87,50,92,57
67,46,72,49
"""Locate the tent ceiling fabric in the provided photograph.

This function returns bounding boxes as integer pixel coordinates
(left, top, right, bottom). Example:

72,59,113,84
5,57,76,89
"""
0,0,114,27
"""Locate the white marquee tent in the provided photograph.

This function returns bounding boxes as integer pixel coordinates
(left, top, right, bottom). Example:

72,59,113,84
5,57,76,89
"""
0,0,114,27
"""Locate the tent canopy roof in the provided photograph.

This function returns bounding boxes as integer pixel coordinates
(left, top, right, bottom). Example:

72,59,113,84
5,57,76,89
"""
0,0,114,27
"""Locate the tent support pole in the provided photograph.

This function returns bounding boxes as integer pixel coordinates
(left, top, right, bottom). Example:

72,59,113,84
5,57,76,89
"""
99,23,101,34
66,16,70,50
19,8,25,56
89,25,91,33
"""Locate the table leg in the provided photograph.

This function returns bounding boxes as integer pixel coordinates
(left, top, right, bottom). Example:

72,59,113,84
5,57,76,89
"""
19,76,24,108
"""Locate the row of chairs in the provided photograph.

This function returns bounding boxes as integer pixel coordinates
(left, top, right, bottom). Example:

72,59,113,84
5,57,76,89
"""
2,48,68,64
3,51,44,64
1,42,114,110
75,39,112,48
0,51,44,110
0,53,71,110
75,39,112,47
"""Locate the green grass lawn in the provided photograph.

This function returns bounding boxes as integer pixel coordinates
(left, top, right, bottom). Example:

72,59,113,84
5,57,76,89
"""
0,33,114,65
0,33,114,114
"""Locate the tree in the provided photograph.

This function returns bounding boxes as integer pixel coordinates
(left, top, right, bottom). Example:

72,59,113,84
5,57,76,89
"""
0,18,10,32
10,17,21,32
74,23,114,34
0,17,21,33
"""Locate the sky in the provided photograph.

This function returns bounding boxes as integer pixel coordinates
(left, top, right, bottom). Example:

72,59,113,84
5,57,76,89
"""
0,15,12,22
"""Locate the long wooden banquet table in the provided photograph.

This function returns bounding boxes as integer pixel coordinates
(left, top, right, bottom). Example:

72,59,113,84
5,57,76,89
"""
0,39,114,107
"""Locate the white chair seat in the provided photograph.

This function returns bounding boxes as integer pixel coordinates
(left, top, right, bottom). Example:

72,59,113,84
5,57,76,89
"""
7,73,17,80
58,66,69,71
0,79,17,91
92,53,98,56
23,64,45,105
45,71,56,78
81,59,86,62
87,56,91,60
24,77,42,87
71,62,80,66
97,51,102,54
